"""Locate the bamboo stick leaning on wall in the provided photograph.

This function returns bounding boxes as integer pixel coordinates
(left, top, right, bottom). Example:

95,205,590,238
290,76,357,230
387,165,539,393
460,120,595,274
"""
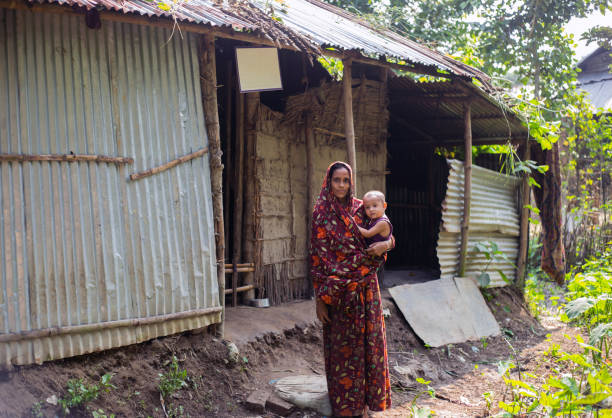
242,92,259,301
516,138,531,289
200,35,226,335
129,148,208,180
458,101,473,277
343,58,357,192
232,88,246,307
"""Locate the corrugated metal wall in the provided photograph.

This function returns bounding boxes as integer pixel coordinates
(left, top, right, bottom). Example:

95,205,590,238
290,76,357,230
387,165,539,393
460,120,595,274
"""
0,9,220,367
437,160,520,287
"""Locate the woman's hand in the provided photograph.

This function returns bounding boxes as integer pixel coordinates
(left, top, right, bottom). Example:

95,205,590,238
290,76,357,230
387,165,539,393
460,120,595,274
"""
316,298,331,324
366,240,390,257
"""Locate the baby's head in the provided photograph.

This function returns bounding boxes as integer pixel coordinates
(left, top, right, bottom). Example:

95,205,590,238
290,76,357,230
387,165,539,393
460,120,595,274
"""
362,190,386,220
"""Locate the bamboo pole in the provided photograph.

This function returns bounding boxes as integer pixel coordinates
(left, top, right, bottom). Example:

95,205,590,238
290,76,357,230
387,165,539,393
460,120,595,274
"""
242,92,259,301
0,306,222,343
232,88,246,308
200,35,226,336
224,60,233,260
224,263,254,269
224,285,255,295
0,153,133,164
516,138,531,290
224,268,255,273
458,101,473,277
129,148,208,180
428,146,436,262
305,111,315,297
314,127,345,138
343,58,357,192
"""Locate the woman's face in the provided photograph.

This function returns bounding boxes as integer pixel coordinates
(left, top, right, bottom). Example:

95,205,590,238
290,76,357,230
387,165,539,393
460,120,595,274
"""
330,167,350,201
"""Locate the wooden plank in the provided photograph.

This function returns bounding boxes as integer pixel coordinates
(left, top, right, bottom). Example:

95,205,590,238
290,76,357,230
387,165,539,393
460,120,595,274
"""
129,147,208,180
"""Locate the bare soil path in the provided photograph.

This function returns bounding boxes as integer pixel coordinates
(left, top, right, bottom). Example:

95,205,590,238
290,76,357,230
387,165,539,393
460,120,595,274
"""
0,287,579,417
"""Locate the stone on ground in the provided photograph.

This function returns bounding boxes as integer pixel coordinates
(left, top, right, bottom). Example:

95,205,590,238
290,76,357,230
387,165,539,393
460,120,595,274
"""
245,389,269,413
275,375,332,416
266,392,295,416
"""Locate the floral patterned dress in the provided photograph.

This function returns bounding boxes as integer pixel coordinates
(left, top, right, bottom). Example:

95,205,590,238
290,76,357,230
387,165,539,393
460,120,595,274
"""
309,162,392,416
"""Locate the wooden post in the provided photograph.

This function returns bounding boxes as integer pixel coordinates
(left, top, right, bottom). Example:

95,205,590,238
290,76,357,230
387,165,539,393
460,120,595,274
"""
242,92,259,301
516,138,531,290
343,58,357,193
232,89,245,307
428,146,436,262
199,35,225,336
457,101,473,277
223,60,233,260
305,111,315,297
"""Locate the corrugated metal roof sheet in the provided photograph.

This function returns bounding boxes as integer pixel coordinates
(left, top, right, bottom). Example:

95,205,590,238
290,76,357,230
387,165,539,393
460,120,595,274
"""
256,0,491,83
437,160,521,287
28,0,492,84
579,77,612,110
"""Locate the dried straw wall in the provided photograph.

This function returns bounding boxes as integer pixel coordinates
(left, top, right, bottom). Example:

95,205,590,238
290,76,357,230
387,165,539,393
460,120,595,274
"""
255,79,388,304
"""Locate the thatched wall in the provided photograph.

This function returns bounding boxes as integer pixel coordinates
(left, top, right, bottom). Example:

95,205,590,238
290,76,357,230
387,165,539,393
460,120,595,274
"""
255,78,388,304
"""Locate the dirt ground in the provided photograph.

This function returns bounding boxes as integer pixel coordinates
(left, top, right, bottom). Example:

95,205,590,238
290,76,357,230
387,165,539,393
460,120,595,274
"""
0,286,581,417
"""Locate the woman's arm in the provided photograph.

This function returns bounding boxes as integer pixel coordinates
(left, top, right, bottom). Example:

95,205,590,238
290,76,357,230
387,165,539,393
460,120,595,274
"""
365,235,395,257
316,298,331,324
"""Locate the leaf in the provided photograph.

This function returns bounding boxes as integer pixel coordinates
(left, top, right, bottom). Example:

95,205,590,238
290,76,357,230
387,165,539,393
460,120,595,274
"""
564,297,596,319
477,272,491,287
589,323,612,346
157,2,171,11
497,360,515,376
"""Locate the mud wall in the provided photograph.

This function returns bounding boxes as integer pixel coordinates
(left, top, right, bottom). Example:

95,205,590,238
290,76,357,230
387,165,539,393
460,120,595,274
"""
256,79,388,304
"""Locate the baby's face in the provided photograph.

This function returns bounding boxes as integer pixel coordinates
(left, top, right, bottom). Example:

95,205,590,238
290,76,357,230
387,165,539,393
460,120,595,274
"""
363,196,385,220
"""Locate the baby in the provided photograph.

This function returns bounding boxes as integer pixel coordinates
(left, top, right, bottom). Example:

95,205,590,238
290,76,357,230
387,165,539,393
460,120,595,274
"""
358,190,393,246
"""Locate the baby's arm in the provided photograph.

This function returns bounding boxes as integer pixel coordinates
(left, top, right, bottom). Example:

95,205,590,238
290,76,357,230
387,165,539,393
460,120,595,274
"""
358,221,389,238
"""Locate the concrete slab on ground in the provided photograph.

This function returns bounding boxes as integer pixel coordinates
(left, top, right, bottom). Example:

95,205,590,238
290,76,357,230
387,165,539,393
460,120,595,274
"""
224,299,316,347
389,277,501,347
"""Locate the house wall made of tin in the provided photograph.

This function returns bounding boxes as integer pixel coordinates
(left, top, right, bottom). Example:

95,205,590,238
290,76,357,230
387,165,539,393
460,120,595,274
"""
256,79,388,304
437,160,521,287
0,9,220,367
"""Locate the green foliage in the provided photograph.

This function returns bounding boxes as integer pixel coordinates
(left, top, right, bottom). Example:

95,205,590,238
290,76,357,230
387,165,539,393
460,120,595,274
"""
58,374,116,415
317,56,344,80
30,401,43,418
495,334,612,416
158,356,189,400
582,25,612,49
562,247,612,360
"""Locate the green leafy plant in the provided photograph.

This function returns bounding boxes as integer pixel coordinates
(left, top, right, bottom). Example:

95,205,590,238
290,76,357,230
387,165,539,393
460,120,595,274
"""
158,356,188,400
472,241,516,287
58,373,116,415
30,401,43,418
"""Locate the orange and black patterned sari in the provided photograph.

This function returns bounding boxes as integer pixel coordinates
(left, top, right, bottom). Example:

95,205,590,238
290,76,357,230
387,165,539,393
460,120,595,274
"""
309,161,391,416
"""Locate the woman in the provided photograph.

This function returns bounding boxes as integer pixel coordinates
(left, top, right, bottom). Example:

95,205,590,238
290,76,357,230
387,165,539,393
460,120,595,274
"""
309,161,393,417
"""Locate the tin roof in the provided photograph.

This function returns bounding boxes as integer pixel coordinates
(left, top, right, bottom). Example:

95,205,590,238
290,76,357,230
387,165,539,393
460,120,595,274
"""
256,0,491,84
29,0,491,85
578,47,612,110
